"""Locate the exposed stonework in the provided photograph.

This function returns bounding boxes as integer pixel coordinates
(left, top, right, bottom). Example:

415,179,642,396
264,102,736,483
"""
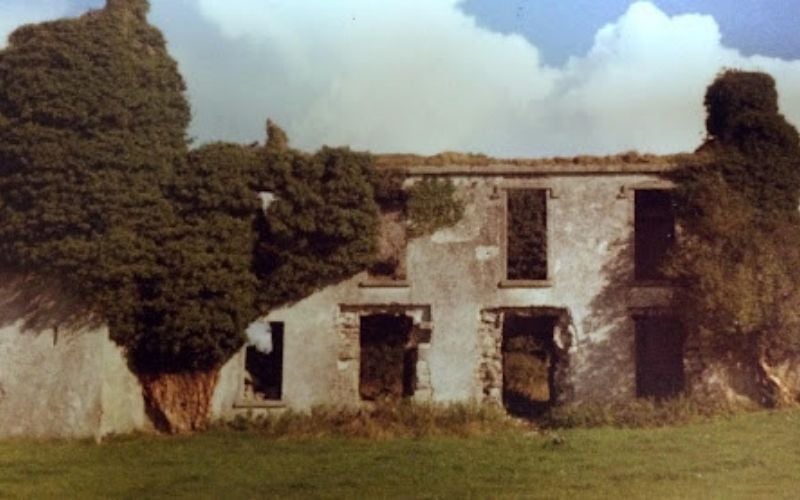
333,308,361,402
334,305,432,405
477,309,503,404
477,308,573,408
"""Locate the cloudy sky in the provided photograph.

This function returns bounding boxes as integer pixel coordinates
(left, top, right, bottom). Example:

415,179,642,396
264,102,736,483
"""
2,0,800,157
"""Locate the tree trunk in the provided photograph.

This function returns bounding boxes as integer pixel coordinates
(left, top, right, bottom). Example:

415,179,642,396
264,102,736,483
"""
755,354,793,408
139,367,221,433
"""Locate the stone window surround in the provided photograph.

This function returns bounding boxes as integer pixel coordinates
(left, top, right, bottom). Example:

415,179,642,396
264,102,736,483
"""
335,304,433,404
477,306,574,406
498,182,556,288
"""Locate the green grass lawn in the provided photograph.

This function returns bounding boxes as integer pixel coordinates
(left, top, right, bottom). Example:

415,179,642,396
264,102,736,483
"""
1,409,799,499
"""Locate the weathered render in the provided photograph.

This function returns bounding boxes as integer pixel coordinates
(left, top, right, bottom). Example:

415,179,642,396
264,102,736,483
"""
0,279,149,439
7,154,789,437
241,157,681,413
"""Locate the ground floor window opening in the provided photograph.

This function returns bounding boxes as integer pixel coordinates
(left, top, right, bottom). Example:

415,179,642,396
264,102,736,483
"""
359,313,416,401
243,321,284,402
634,315,685,399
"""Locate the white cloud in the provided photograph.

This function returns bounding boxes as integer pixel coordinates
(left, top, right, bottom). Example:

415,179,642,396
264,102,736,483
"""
545,2,733,154
164,0,556,154
544,2,800,154
181,0,800,156
7,1,800,156
0,1,71,48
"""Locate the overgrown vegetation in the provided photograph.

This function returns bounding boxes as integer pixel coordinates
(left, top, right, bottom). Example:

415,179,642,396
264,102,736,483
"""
367,170,463,278
668,69,800,406
406,177,464,236
506,189,548,280
0,1,382,432
224,402,513,439
0,0,189,333
540,397,743,429
254,143,379,307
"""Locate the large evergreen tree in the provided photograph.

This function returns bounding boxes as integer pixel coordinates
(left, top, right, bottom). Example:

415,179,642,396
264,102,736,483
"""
669,70,800,406
127,143,262,374
0,0,189,336
130,142,262,431
0,1,382,431
254,132,380,308
700,70,800,215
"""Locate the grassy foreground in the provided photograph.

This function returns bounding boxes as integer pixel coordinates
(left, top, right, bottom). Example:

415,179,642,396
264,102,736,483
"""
1,409,799,499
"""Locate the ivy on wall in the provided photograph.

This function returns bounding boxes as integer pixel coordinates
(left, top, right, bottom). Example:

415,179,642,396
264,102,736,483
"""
406,178,464,237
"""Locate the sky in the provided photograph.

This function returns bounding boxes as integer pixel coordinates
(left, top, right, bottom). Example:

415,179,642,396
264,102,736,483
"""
1,0,800,157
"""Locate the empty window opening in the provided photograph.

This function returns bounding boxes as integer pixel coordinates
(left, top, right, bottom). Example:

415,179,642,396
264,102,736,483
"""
368,209,407,280
634,316,685,399
369,169,408,281
244,322,284,401
634,190,675,281
506,189,547,280
501,313,558,417
359,313,415,400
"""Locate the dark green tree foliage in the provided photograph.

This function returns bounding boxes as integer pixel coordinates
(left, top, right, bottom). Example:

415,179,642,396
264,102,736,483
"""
0,0,189,333
704,70,779,141
669,70,800,405
123,143,262,372
700,70,800,215
372,167,408,211
255,143,379,308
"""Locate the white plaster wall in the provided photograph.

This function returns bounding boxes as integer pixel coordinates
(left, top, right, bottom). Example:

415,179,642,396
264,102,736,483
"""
99,337,150,436
262,277,408,410
210,351,249,418
0,320,153,439
403,174,671,403
0,322,103,438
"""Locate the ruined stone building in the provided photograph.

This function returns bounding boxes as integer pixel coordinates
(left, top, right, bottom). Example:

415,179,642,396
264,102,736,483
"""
1,154,693,438
235,155,684,415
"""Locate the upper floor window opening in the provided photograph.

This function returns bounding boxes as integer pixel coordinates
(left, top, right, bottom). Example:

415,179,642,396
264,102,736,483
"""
506,188,548,281
634,189,676,282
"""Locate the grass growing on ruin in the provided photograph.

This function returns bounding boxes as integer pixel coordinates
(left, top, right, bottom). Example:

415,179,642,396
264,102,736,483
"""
1,409,799,499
